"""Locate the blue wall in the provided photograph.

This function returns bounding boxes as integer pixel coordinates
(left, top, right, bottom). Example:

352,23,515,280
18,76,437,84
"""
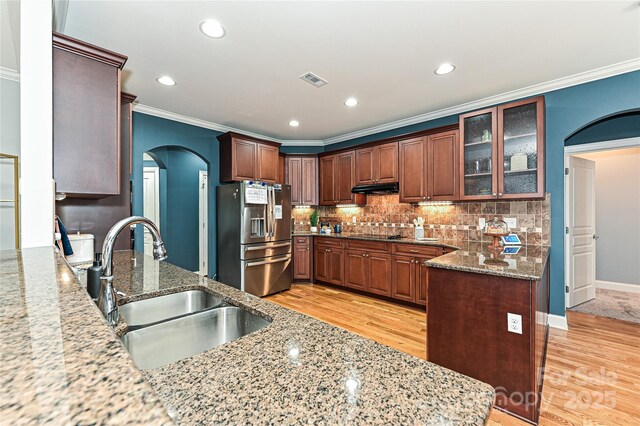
318,70,640,317
132,113,222,275
145,147,207,271
280,145,325,154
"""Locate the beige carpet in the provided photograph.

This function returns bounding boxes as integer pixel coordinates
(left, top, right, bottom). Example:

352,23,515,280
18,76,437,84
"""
570,288,640,324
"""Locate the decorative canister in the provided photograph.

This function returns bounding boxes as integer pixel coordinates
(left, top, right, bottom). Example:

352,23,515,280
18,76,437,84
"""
415,226,424,240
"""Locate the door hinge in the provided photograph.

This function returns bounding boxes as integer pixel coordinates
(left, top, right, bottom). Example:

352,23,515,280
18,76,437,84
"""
565,227,569,234
565,285,569,293
565,167,569,175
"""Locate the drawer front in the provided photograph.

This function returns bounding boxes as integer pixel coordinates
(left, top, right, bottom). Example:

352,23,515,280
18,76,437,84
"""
345,239,390,253
392,243,443,258
314,237,344,248
294,236,311,247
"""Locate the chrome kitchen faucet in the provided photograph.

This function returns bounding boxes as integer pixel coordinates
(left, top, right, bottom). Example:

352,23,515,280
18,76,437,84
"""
98,216,167,326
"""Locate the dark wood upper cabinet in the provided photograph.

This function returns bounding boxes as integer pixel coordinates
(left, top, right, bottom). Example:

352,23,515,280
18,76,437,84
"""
287,157,302,204
459,97,545,200
319,156,336,206
497,97,545,200
233,138,258,180
399,137,427,203
277,153,286,184
286,156,318,206
336,151,356,204
218,132,281,183
257,143,279,182
399,131,460,203
377,142,399,183
319,151,364,206
355,147,375,185
428,130,459,201
53,32,127,198
301,157,318,205
355,142,398,185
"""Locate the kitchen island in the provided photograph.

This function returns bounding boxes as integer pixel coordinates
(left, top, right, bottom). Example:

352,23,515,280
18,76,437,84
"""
0,247,494,425
426,245,550,424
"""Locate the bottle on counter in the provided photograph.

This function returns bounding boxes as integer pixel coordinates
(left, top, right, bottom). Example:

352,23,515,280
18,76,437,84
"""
87,253,102,300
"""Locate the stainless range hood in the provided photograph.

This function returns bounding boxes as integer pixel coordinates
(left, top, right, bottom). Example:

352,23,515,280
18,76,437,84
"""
351,182,399,195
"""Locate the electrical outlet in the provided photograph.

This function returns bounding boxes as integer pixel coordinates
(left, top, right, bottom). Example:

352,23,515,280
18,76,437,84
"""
507,313,522,334
352,216,357,224
504,217,517,229
479,218,486,229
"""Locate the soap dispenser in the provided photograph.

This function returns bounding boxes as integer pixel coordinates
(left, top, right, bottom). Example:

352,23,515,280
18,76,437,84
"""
87,253,102,300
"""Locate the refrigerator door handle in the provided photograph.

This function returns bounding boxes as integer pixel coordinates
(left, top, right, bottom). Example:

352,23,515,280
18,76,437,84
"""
245,255,291,268
268,186,276,238
244,242,291,251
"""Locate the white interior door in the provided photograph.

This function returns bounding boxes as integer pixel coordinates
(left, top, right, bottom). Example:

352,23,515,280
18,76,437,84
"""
143,167,160,256
565,156,596,308
198,171,208,276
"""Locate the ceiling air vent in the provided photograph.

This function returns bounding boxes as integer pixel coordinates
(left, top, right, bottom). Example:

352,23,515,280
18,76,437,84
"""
299,72,328,88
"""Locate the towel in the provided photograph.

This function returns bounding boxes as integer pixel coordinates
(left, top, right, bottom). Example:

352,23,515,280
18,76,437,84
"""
56,216,74,256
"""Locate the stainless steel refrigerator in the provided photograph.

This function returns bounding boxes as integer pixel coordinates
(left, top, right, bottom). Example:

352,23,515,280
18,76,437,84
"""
217,181,292,296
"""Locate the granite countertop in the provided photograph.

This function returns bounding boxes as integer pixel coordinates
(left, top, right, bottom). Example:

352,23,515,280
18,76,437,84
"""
0,247,495,425
426,245,550,280
292,231,462,250
0,248,173,425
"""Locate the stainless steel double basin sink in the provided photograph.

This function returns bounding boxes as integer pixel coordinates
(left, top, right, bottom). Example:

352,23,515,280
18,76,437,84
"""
119,290,270,370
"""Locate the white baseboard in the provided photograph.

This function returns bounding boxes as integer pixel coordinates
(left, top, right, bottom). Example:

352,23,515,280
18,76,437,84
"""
548,314,569,330
595,280,640,294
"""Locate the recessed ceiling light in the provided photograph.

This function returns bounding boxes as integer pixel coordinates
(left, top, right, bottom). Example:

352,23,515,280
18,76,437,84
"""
156,75,176,86
200,19,226,38
344,97,359,107
434,63,456,75
289,120,300,127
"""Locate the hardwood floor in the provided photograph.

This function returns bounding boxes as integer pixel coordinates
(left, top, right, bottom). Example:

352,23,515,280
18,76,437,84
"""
267,283,640,426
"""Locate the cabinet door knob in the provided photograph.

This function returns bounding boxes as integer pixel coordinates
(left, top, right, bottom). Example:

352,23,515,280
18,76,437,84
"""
427,196,431,200
498,192,503,197
492,193,497,197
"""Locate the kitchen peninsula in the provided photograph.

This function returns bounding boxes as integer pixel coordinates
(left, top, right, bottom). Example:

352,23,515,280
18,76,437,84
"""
0,247,495,425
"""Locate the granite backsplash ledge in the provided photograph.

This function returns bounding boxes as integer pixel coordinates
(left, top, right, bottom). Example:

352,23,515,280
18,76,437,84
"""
292,193,550,246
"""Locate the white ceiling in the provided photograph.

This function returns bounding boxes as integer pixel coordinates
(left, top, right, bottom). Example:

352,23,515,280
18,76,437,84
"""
60,1,640,142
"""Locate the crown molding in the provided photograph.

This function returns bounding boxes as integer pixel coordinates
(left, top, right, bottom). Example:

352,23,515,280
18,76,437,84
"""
133,104,282,143
322,59,640,145
0,67,20,82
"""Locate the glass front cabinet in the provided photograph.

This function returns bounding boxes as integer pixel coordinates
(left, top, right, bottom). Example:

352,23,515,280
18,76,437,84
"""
459,96,545,200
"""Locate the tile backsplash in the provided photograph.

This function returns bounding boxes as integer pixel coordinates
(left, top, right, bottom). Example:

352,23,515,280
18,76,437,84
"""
292,194,550,246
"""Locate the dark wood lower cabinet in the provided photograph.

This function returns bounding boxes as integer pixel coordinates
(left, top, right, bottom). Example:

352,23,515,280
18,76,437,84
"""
314,240,344,286
391,255,415,302
345,250,367,291
367,253,392,296
293,236,311,281
427,262,550,424
312,237,443,305
345,249,392,295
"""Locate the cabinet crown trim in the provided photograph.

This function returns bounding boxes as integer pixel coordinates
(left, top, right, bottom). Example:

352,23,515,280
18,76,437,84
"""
53,32,127,69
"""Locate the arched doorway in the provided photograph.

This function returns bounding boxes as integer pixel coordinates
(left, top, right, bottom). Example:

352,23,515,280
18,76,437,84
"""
142,146,209,274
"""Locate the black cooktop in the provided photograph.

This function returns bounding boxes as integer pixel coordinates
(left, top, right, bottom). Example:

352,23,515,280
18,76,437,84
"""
386,235,405,240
